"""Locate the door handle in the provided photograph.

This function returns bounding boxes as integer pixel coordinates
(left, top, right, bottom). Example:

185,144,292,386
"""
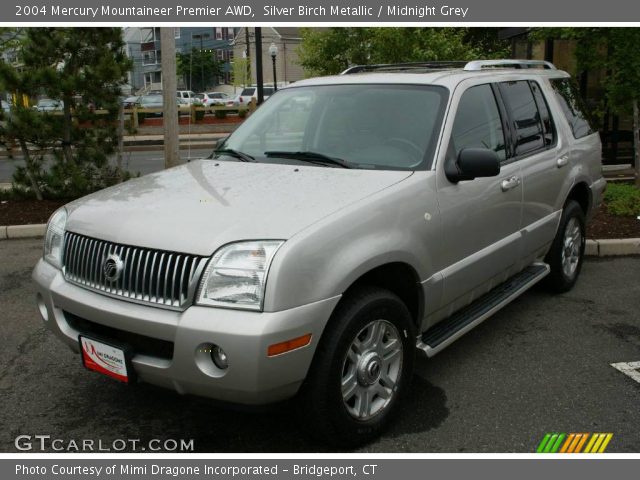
501,176,521,192
557,155,569,168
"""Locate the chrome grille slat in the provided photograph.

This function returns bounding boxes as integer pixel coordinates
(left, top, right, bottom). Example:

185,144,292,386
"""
63,232,204,310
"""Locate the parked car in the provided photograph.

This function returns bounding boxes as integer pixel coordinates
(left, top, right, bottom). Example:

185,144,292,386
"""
33,98,63,112
177,90,198,104
121,96,140,109
137,95,190,116
34,60,605,447
228,86,275,108
200,92,230,108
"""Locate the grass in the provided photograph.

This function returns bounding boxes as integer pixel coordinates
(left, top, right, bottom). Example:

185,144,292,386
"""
603,183,640,216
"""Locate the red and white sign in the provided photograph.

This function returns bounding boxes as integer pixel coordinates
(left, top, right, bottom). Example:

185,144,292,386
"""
80,336,129,383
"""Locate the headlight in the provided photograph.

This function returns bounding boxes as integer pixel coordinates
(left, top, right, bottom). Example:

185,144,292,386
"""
44,207,67,269
196,241,284,311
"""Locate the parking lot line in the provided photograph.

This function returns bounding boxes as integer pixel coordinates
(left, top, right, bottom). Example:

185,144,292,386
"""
610,361,640,384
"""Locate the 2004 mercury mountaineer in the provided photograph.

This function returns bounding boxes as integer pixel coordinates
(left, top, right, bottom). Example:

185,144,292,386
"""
33,59,606,446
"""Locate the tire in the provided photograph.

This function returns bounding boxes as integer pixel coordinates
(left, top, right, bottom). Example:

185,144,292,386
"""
298,286,416,448
544,200,586,293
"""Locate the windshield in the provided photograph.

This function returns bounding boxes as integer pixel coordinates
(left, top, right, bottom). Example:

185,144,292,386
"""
221,84,448,170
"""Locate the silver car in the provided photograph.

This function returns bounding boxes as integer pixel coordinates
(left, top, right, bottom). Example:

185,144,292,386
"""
33,60,605,446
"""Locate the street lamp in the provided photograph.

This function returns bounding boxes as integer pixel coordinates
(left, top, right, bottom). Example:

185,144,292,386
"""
269,42,278,92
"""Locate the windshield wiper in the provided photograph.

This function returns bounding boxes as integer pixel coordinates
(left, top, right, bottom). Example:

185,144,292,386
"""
264,151,353,169
214,148,255,162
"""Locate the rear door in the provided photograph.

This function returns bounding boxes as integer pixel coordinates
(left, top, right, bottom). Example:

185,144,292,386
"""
498,79,572,263
436,82,523,310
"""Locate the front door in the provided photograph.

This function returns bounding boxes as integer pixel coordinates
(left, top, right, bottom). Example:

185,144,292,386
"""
436,82,523,311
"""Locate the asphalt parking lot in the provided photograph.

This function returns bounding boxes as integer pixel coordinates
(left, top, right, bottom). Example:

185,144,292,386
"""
1,238,639,453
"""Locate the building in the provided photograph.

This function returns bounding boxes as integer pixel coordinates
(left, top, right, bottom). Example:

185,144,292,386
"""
124,27,238,94
232,27,305,87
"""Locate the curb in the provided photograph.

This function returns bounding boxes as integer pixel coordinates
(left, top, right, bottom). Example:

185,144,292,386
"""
1,224,47,239
1,225,639,257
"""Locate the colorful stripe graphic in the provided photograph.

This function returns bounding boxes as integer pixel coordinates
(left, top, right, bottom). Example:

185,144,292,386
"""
536,433,613,453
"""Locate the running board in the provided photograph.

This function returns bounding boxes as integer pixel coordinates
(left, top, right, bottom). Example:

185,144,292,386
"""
417,262,550,357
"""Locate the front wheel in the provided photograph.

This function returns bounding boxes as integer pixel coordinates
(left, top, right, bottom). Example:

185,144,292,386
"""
544,200,586,293
299,287,415,447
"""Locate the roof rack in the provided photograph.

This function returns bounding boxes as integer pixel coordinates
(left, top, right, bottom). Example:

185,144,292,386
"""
463,60,556,70
341,59,556,75
341,61,468,74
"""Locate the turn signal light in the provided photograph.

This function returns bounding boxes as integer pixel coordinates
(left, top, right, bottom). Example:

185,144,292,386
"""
267,334,312,357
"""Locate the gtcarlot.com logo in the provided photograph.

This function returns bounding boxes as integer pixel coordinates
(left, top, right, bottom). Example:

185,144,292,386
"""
536,433,613,453
14,435,195,452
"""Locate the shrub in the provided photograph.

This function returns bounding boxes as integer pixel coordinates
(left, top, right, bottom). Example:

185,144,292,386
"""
238,109,247,118
603,183,640,216
214,109,227,119
193,102,205,121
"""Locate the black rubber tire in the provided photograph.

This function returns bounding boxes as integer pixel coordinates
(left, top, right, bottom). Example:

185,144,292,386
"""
298,286,416,448
544,200,586,293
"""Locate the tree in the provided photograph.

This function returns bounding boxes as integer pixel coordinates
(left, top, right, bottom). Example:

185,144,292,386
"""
177,48,223,92
0,28,132,198
297,27,510,76
533,28,640,186
232,57,251,89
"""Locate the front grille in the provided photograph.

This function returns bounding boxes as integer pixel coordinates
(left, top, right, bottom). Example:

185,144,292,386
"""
63,232,207,310
65,311,174,360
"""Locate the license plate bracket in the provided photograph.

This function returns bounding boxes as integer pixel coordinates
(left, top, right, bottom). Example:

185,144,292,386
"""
79,335,135,384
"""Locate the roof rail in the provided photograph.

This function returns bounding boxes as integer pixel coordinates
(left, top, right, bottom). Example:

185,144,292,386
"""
463,60,556,70
341,61,468,75
340,59,556,75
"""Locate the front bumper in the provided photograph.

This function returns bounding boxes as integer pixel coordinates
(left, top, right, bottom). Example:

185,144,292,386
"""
32,258,340,405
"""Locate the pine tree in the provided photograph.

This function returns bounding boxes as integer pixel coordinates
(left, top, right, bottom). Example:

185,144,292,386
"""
0,27,132,199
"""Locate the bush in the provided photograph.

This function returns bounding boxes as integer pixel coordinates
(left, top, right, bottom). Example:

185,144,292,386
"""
193,103,205,121
603,183,640,216
214,109,227,119
238,109,247,118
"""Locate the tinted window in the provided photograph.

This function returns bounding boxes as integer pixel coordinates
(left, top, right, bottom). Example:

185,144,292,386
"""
499,81,545,155
529,81,556,147
263,87,275,96
550,78,595,139
241,88,255,96
449,84,506,162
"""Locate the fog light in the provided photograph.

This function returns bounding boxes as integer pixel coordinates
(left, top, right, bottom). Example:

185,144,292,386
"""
210,345,229,370
36,294,48,322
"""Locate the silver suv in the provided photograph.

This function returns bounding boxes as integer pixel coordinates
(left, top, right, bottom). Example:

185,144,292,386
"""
33,60,605,446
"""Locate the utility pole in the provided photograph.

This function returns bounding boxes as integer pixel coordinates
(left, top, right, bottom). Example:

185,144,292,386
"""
244,27,251,86
160,27,179,169
254,27,264,105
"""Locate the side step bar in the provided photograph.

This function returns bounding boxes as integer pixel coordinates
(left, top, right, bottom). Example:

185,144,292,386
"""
417,263,550,357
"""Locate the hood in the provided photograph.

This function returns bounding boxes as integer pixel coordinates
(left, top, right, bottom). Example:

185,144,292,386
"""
66,160,412,256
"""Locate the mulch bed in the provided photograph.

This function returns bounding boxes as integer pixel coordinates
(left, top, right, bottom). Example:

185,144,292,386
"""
1,198,639,239
586,207,640,239
0,198,67,226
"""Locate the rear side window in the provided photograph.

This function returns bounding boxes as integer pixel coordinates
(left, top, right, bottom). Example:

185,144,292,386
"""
498,81,545,155
529,81,556,147
449,84,507,162
550,78,595,139
241,88,255,96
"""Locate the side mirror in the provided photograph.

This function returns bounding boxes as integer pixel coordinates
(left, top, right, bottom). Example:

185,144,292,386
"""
445,148,501,183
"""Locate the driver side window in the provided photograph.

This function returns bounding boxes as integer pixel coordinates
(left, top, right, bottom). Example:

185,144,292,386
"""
449,84,506,163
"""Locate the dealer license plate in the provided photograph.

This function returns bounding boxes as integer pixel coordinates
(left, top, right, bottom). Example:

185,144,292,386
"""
79,336,131,383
